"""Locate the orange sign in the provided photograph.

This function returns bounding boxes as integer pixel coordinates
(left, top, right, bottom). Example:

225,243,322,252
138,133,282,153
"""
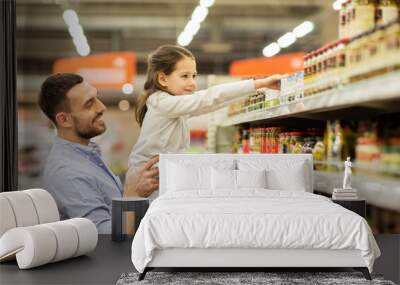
230,52,304,77
53,52,136,90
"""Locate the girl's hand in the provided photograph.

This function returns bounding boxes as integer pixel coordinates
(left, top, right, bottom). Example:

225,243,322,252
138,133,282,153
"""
254,74,284,90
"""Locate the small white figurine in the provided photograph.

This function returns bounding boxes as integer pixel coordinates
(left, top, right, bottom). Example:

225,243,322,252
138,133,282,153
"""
343,157,352,190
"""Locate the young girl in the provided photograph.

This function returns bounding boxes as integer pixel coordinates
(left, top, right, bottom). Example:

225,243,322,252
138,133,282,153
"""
128,45,282,171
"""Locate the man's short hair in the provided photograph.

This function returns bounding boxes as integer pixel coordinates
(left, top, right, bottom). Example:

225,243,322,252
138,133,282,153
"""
38,73,83,125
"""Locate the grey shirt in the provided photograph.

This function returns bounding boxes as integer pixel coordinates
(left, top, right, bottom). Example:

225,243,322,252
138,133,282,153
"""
43,136,123,234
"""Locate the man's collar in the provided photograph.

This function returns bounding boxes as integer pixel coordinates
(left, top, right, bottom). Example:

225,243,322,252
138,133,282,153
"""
54,136,101,156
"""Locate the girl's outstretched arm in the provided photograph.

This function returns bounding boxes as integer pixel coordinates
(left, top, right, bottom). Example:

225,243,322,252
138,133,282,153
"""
149,74,282,118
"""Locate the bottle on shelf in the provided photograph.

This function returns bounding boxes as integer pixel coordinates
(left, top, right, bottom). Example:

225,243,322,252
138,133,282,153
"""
348,0,376,38
375,0,399,26
339,0,350,39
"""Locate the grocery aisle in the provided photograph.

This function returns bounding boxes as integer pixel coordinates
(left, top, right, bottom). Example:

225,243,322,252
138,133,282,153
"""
210,1,400,234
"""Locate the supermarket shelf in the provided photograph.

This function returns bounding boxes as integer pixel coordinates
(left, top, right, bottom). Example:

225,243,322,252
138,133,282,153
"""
219,71,400,127
314,170,400,212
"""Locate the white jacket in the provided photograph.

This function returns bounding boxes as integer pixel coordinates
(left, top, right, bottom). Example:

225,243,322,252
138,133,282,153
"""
128,79,255,169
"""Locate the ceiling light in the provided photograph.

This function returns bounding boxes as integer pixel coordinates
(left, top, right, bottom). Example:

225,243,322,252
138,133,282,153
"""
76,44,90,57
278,32,296,48
63,9,91,57
62,9,79,26
191,6,208,23
177,2,213,48
73,35,88,47
263,43,281,57
200,0,215,8
68,25,84,38
177,32,193,46
293,21,314,38
184,20,201,36
332,0,346,10
122,83,134,95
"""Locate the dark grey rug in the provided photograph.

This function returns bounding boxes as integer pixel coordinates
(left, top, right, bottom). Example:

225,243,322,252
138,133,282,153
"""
116,271,395,285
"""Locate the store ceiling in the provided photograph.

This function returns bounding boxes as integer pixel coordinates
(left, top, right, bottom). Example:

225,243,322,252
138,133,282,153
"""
16,0,337,76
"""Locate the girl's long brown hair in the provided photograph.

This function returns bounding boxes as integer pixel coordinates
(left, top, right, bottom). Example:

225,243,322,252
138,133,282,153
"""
135,45,195,126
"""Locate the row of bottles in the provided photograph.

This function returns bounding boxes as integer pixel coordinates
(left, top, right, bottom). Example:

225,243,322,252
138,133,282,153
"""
227,72,304,117
232,116,400,177
227,18,399,118
226,18,399,119
304,17,400,96
339,0,399,39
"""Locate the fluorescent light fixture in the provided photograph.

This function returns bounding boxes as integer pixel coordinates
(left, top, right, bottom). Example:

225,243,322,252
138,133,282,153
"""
76,44,90,56
293,21,314,38
62,9,79,26
263,42,281,57
72,37,83,48
68,25,84,38
63,9,91,57
191,6,208,23
73,35,88,47
122,83,134,95
278,32,296,48
200,0,215,8
184,20,201,36
177,32,193,46
177,1,213,48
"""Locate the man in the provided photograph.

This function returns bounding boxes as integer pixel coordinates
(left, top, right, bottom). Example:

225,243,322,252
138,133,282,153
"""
39,73,159,234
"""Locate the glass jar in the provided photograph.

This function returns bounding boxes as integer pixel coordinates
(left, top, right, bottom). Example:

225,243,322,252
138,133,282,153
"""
291,132,306,154
384,19,400,71
318,47,326,93
330,41,340,88
309,51,317,96
263,89,271,109
269,89,280,107
259,91,265,111
347,0,354,37
269,127,282,153
260,128,266,153
358,30,373,78
340,1,349,38
295,71,305,100
314,50,323,95
279,132,286,153
264,128,270,153
351,0,376,38
313,141,327,170
323,43,333,90
376,0,399,26
242,129,250,154
283,132,291,154
303,137,314,154
346,34,363,83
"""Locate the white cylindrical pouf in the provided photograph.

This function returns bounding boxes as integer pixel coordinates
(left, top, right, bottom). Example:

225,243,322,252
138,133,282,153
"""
0,196,17,237
67,218,98,257
1,192,39,227
42,220,79,262
0,226,57,269
24,189,59,224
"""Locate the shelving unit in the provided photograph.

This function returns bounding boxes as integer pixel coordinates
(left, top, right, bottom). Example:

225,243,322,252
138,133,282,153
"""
210,71,400,214
218,71,400,127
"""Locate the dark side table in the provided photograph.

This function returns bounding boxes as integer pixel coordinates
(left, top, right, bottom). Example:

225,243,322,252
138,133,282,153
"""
332,199,366,218
112,197,149,242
